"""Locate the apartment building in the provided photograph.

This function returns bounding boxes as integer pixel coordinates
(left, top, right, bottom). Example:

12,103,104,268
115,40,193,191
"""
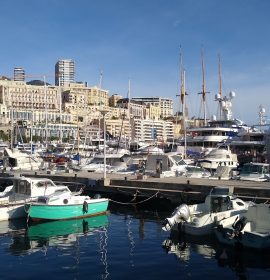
14,67,25,82
0,80,60,111
105,118,131,139
109,94,123,107
131,117,174,143
86,86,109,106
131,97,173,119
55,59,75,86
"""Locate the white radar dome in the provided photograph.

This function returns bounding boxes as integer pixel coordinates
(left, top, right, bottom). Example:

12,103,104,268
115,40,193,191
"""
211,115,217,121
261,107,266,113
229,91,236,99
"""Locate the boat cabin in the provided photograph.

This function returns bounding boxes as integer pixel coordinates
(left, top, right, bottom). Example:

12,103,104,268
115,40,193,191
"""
12,177,69,199
239,162,270,181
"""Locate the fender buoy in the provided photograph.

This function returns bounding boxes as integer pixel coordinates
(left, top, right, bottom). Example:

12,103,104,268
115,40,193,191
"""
83,201,88,213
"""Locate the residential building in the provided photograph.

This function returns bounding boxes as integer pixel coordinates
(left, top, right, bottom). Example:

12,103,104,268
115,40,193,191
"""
14,67,25,81
0,80,60,112
86,86,109,106
105,118,131,139
131,117,174,143
109,94,122,107
55,59,75,86
131,97,173,119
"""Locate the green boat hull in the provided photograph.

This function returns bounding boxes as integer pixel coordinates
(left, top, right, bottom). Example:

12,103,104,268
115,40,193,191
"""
28,200,109,221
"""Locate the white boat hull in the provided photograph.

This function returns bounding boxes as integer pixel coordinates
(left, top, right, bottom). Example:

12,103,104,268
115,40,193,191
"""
0,203,26,221
215,227,270,250
215,204,270,250
172,209,247,236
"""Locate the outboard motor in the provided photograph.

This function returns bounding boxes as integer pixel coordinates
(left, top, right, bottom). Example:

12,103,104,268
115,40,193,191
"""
162,204,190,231
232,216,247,237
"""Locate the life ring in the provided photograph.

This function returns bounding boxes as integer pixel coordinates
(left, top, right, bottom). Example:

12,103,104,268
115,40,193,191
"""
83,201,88,213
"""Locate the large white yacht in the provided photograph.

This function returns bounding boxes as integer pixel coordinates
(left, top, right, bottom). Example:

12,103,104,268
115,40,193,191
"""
179,92,248,157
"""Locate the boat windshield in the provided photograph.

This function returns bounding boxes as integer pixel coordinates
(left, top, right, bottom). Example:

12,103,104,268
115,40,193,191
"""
241,164,268,174
186,167,202,173
171,155,183,164
210,187,229,196
36,180,56,187
52,188,70,194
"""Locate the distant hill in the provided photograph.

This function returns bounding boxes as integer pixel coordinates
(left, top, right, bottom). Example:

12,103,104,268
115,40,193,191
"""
0,76,11,81
27,80,51,86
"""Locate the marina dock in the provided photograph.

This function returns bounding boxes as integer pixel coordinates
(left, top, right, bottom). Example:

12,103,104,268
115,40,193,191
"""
4,171,270,205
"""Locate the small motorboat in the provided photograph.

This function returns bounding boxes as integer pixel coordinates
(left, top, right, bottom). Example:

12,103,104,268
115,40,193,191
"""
162,186,252,236
26,188,109,222
238,162,270,182
215,203,270,250
0,177,74,221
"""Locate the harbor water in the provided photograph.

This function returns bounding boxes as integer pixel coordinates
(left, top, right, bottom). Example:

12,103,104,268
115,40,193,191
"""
0,206,269,280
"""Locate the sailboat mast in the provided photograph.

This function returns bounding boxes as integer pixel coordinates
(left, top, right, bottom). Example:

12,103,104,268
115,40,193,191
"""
180,46,185,114
44,76,48,148
183,70,187,159
58,79,63,144
76,102,80,155
98,71,103,149
179,46,187,158
128,79,131,149
30,88,34,154
201,48,207,126
218,54,223,119
10,88,14,149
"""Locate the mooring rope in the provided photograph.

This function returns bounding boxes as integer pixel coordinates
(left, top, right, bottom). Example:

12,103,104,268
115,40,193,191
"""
109,191,159,205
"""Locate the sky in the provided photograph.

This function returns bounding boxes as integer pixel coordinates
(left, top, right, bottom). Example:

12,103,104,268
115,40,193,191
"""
0,0,270,125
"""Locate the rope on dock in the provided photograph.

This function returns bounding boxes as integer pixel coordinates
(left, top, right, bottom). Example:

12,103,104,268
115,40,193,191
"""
109,191,159,205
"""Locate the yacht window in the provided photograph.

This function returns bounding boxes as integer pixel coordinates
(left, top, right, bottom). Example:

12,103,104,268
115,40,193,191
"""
15,180,31,195
236,201,244,206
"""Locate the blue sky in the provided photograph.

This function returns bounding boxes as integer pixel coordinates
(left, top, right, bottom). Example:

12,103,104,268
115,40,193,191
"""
0,0,270,124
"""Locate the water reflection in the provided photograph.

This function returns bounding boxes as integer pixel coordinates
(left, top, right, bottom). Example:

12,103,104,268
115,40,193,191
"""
162,231,270,279
0,215,108,256
1,208,269,279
